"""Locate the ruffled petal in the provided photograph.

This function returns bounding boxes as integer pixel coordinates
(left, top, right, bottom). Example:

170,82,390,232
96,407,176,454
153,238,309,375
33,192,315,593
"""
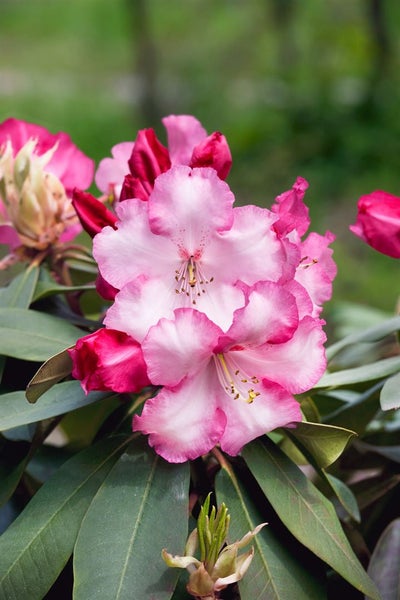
212,205,289,285
162,114,207,165
295,231,336,314
148,166,235,248
133,367,227,463
271,177,310,237
219,381,301,456
241,316,327,394
142,308,222,387
93,199,172,289
221,281,298,348
94,141,134,196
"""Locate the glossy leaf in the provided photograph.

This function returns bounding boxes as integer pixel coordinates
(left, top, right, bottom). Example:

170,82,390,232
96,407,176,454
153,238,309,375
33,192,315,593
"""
321,382,382,435
32,281,94,302
26,349,73,403
215,465,326,599
283,421,356,469
73,439,190,600
0,307,81,361
0,381,109,431
326,315,400,362
380,372,400,411
0,265,39,308
325,474,360,523
242,438,380,600
0,435,130,600
367,518,400,600
316,356,400,388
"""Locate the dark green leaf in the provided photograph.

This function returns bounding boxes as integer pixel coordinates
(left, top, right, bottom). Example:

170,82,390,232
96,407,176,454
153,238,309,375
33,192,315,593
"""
242,438,380,599
322,383,382,435
0,434,130,600
73,439,190,600
32,281,95,302
0,458,29,508
216,465,326,599
367,518,400,600
26,349,73,403
0,265,39,308
0,381,109,431
325,474,360,523
0,307,82,361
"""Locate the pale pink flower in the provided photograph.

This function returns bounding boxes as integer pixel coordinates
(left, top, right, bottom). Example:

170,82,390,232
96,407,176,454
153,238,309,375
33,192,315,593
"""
95,165,289,335
133,281,327,462
94,141,135,200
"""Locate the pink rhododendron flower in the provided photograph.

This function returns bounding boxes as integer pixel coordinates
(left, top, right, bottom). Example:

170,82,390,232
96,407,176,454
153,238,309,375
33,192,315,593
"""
133,282,327,462
0,118,94,266
350,190,400,258
95,114,232,202
95,166,292,334
68,328,150,394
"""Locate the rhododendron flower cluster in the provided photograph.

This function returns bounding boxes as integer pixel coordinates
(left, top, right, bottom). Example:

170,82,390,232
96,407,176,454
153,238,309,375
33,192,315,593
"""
0,118,94,267
69,114,336,463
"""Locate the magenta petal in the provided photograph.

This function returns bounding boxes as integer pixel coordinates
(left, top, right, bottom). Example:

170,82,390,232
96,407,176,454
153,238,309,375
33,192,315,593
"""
0,118,94,193
69,328,150,394
128,128,171,186
190,131,232,179
350,190,400,258
72,189,117,238
0,224,21,250
272,177,310,237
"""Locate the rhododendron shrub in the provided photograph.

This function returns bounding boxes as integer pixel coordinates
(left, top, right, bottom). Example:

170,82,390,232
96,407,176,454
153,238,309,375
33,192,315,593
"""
0,115,391,600
70,161,335,461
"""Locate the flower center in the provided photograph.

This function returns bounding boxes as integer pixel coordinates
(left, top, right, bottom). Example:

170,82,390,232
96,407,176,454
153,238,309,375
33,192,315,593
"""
214,353,261,404
174,256,214,305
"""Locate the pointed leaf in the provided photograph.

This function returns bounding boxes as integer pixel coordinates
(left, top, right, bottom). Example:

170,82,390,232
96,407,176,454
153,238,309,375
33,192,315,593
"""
325,474,360,523
322,382,382,435
0,265,39,308
26,349,73,403
316,356,400,389
380,372,400,411
0,435,131,600
0,381,109,431
215,465,326,599
0,307,81,361
367,518,400,600
242,438,380,599
73,439,190,600
326,316,400,361
32,281,95,302
0,458,29,508
283,422,356,469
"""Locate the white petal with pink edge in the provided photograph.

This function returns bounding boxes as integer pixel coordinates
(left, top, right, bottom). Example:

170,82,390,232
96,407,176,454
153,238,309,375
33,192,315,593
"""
219,380,301,456
133,367,227,463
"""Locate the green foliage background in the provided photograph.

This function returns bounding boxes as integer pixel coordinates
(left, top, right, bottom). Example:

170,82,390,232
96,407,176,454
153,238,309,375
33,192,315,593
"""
1,0,399,311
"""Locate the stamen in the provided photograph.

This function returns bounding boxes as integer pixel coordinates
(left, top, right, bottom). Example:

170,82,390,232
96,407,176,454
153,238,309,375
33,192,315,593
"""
174,256,214,305
214,353,261,404
299,256,318,269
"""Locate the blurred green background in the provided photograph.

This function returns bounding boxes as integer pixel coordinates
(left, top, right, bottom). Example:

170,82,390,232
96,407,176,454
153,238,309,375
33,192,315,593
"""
1,0,399,318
